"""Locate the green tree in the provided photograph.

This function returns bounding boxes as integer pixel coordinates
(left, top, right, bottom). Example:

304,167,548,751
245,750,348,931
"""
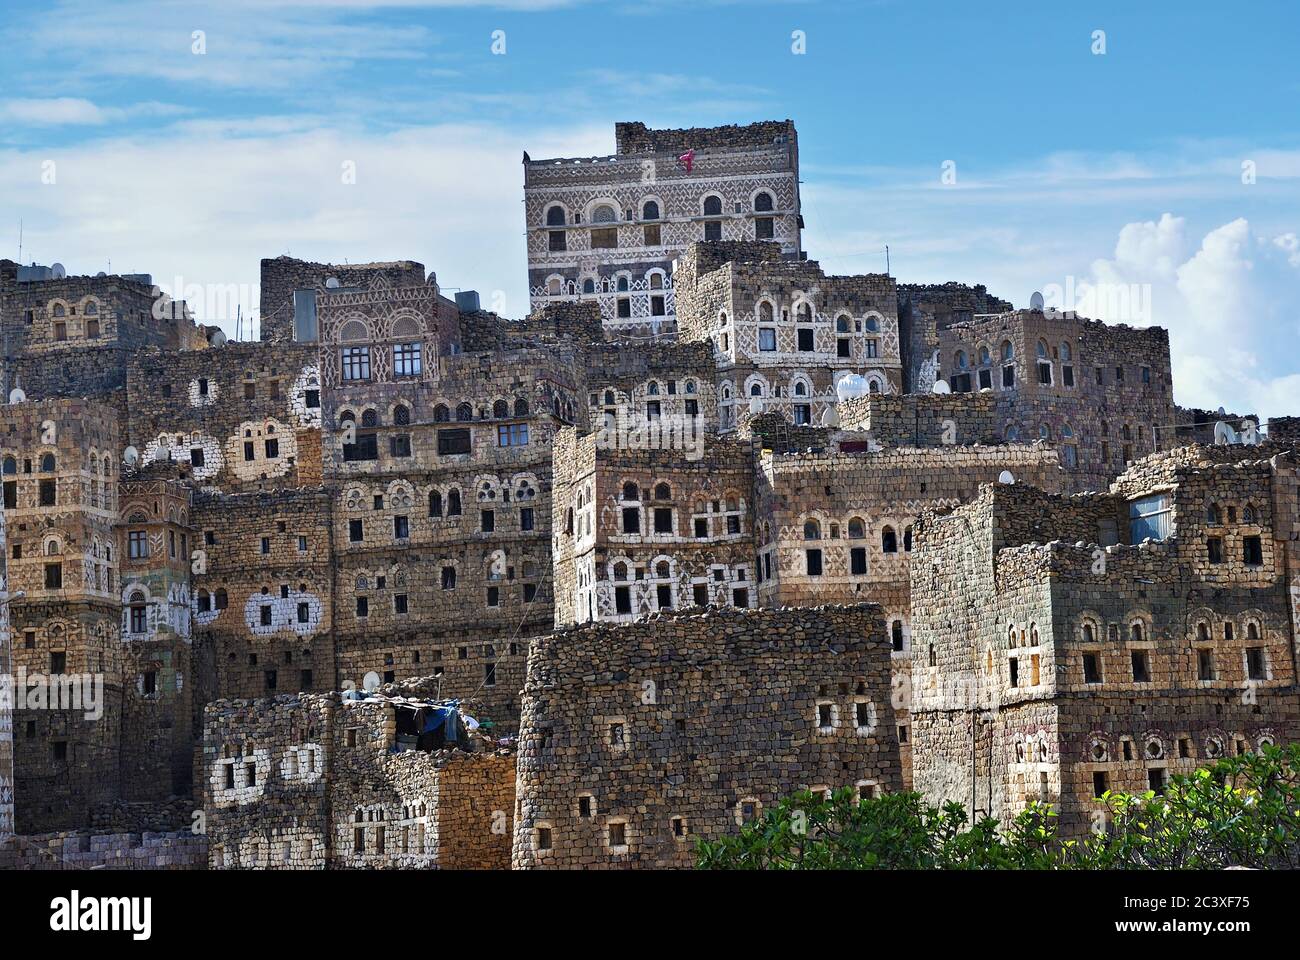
697,744,1300,870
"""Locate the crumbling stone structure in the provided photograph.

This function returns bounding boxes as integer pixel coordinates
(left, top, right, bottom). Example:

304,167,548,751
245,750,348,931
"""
524,120,802,337
203,687,514,869
512,605,902,869
909,446,1300,836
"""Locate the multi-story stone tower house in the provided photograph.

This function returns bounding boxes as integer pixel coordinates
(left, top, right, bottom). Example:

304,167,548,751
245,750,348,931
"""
0,504,12,843
523,121,803,338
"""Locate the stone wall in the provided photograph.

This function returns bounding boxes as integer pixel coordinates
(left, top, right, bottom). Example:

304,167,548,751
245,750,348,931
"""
512,605,901,869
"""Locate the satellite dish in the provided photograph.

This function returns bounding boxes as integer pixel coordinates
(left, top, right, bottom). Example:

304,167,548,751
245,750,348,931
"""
325,277,341,289
51,263,66,279
210,330,228,347
1213,421,1235,445
998,470,1015,485
362,671,381,692
123,446,139,465
820,407,840,427
96,271,107,278
7,388,25,403
748,398,763,416
931,380,951,394
1030,291,1045,310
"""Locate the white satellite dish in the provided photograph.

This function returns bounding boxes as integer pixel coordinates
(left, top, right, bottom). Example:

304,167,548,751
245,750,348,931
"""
96,271,107,278
7,388,25,403
362,671,381,692
210,330,228,347
998,470,1015,485
748,398,763,416
325,277,341,289
1030,291,1045,310
123,446,139,465
931,379,951,394
1213,421,1234,445
51,263,66,279
820,407,840,427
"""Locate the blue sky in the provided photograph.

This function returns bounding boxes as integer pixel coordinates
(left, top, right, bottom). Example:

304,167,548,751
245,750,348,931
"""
1,0,1297,419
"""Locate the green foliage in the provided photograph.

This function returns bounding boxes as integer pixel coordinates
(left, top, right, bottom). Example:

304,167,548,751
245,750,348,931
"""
697,743,1300,870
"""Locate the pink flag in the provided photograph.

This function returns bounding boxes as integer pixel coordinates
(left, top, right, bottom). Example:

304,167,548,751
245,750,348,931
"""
676,149,694,174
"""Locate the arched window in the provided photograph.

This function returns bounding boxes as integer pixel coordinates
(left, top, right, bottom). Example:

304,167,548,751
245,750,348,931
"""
40,453,56,472
1001,340,1014,361
702,195,723,217
622,482,639,501
865,316,879,333
848,518,865,539
979,345,991,365
428,490,443,517
759,301,774,323
129,592,147,633
803,520,820,540
1196,622,1209,641
836,316,850,333
582,278,595,294
1083,622,1095,643
881,526,898,553
2,457,15,475
1243,503,1257,524
84,301,98,316
753,191,773,212
393,405,410,426
433,404,449,422
647,381,660,396
514,398,529,417
1060,342,1072,361
654,483,671,500
340,319,368,342
446,489,462,515
1206,502,1221,524
361,409,378,429
197,589,211,613
794,380,808,397
1036,340,1049,359
591,203,617,223
955,350,968,370
456,402,473,422
642,200,659,220
903,525,913,552
546,205,566,226
616,276,629,292
749,383,763,397
493,399,508,418
1130,621,1145,642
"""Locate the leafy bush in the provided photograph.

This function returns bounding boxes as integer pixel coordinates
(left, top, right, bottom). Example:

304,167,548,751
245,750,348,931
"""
697,743,1300,869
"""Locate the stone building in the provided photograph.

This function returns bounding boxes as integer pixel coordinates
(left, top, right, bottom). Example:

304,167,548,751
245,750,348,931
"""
202,686,514,869
126,343,323,491
935,308,1176,492
523,121,802,337
896,280,1013,393
551,428,756,628
0,259,206,402
584,340,719,436
512,605,902,869
909,445,1300,836
673,241,903,430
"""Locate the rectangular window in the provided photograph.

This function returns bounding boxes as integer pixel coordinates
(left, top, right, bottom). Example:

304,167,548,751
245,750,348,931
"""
1083,652,1102,684
496,421,527,444
693,583,708,606
615,586,632,614
297,602,310,624
520,507,535,531
796,328,815,352
39,479,56,506
617,298,631,318
651,295,665,316
837,337,851,358
393,516,409,539
726,514,740,535
548,230,566,252
703,221,722,242
653,508,673,534
759,328,777,351
348,519,363,542
1063,365,1074,387
481,510,495,533
1093,771,1108,798
645,400,661,419
243,441,255,461
260,605,273,626
1197,648,1215,681
978,368,992,390
355,596,368,618
393,342,422,377
1243,536,1263,566
850,547,867,575
260,536,270,555
643,224,660,246
1246,647,1267,681
1128,494,1171,543
390,434,411,458
1009,657,1019,687
622,508,640,534
656,583,672,609
441,567,456,590
865,339,879,359
394,593,408,615
1131,650,1151,683
1207,537,1223,564
793,404,810,425
755,217,774,239
486,586,500,607
45,563,63,589
128,530,149,559
437,429,471,455
591,227,618,249
341,346,371,381
1002,365,1015,387
265,438,279,459
305,389,320,409
805,548,822,576
3,481,15,510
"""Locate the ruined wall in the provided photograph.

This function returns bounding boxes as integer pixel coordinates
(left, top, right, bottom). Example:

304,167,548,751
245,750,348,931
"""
512,605,901,869
0,830,206,870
